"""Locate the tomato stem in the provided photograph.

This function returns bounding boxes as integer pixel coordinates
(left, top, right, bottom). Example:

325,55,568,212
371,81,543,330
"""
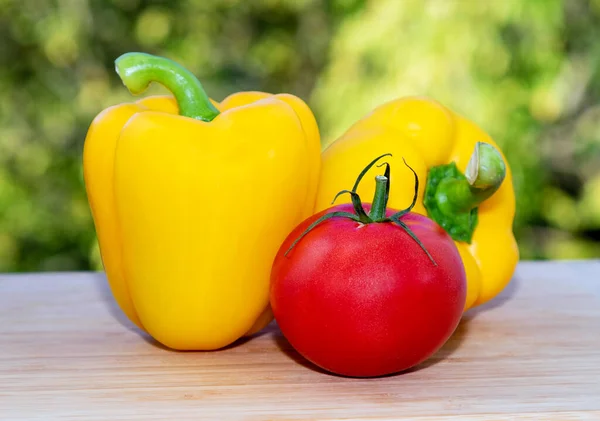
284,154,437,266
369,176,389,221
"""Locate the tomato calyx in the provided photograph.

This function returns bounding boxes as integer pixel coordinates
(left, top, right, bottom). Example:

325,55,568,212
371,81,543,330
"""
284,154,437,266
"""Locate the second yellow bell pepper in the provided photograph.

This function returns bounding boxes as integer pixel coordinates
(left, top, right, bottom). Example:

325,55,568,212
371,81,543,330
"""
315,96,519,311
83,52,320,350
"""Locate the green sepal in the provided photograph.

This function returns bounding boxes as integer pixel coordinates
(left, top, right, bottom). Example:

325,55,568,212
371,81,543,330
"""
388,214,437,266
352,153,392,192
284,211,359,256
376,161,391,206
387,157,419,221
331,190,371,223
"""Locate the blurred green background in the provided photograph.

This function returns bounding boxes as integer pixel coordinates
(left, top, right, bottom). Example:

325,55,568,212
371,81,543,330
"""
1,0,599,272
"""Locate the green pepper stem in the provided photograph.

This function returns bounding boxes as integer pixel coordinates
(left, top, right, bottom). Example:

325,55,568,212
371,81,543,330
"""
435,142,506,214
369,175,389,221
114,52,220,122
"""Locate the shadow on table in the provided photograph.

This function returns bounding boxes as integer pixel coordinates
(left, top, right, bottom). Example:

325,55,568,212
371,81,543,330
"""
464,271,522,319
92,272,162,346
92,272,135,329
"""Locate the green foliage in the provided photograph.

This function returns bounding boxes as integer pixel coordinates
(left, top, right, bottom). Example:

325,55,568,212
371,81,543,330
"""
0,0,598,272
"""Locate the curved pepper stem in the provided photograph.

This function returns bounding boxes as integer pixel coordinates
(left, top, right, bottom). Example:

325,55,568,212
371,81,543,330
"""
115,52,220,122
423,142,506,243
442,142,506,213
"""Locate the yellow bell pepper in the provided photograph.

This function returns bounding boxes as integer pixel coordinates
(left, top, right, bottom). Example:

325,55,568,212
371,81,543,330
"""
83,52,320,350
315,96,518,311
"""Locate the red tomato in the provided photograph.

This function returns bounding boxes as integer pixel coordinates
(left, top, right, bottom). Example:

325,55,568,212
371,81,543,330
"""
270,158,467,377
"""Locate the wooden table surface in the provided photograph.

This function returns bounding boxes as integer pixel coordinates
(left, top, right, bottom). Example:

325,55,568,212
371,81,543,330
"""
1,261,599,420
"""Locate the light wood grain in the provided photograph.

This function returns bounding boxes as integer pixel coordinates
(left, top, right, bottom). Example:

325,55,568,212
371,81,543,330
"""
1,261,599,420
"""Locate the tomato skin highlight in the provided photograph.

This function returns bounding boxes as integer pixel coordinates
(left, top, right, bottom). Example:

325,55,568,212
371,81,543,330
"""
270,203,467,378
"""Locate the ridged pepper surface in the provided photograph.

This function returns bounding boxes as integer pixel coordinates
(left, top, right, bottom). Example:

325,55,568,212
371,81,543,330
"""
83,52,320,350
